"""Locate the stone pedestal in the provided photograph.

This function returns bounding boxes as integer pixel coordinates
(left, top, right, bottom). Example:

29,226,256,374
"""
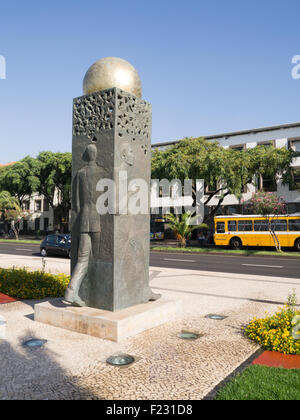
34,299,181,342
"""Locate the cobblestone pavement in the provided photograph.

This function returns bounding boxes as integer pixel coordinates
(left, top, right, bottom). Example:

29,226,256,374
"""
0,263,299,400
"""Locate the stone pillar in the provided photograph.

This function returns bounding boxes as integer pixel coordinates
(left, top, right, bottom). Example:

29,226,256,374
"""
71,87,153,311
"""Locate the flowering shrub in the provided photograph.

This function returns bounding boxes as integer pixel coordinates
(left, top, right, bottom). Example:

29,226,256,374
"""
249,191,286,215
0,267,69,299
244,306,300,355
245,191,287,251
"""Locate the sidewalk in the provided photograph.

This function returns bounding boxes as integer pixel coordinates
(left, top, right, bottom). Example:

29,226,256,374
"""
0,253,70,274
0,254,299,400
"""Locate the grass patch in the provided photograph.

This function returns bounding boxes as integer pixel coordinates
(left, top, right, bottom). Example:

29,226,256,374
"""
0,239,41,244
215,365,300,400
150,246,300,258
0,267,69,299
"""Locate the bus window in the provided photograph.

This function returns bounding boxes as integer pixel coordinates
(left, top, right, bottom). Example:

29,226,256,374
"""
238,220,253,231
228,220,237,231
216,222,225,233
271,220,287,231
254,220,268,231
289,219,300,232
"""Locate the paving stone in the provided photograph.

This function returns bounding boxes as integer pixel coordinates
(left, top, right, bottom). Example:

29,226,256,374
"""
0,264,299,399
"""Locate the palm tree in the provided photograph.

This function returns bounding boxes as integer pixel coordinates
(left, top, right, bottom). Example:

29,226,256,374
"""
165,211,201,247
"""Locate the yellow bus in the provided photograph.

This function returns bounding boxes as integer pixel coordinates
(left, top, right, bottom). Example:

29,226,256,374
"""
214,214,300,251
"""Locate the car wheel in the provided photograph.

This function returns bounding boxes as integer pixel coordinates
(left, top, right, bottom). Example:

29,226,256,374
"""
41,248,47,257
295,239,300,252
230,237,242,250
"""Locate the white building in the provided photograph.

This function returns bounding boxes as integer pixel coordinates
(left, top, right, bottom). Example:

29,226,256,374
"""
20,193,55,233
152,121,300,215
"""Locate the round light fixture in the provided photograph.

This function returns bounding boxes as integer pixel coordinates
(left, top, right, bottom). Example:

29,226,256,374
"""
178,332,201,340
106,354,135,366
23,339,45,348
205,314,227,321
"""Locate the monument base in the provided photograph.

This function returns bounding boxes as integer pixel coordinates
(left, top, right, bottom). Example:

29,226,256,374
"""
34,298,181,342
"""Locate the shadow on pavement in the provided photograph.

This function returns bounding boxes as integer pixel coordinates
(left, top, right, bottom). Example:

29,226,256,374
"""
0,331,103,400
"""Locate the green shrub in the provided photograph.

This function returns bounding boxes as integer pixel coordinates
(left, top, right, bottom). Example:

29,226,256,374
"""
0,267,69,299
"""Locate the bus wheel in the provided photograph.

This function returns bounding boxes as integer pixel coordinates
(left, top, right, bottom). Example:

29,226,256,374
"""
295,239,300,252
230,237,242,250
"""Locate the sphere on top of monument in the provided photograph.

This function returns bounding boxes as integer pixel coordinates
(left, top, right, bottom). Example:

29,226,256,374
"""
83,57,142,98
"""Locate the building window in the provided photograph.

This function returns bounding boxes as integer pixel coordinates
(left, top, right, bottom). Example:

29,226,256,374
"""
35,218,40,232
257,174,277,192
35,200,42,212
289,139,300,153
230,145,245,151
287,203,300,214
205,181,220,194
257,140,274,148
255,141,277,191
262,175,277,192
43,199,49,212
22,220,28,232
43,217,49,232
23,201,30,211
290,168,300,191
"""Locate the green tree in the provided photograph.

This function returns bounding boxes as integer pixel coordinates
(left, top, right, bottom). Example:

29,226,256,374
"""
152,137,294,223
246,144,294,188
36,152,72,232
165,211,200,247
0,157,41,204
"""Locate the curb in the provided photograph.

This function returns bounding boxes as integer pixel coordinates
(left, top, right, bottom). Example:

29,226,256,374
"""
202,348,264,400
150,248,300,260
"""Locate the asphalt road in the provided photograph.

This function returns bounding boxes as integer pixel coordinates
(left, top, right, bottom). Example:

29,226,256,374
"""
0,242,41,257
150,251,300,279
0,242,299,279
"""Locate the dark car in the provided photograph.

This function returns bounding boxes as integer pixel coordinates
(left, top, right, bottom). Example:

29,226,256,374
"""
40,234,71,258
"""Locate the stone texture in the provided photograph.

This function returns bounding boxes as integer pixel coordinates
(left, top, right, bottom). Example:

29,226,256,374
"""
34,298,181,342
70,88,154,311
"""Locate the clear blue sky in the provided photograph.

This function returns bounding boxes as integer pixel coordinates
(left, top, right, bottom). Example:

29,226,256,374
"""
1,0,300,163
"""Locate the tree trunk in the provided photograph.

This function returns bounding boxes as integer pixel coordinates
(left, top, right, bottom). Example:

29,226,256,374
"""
180,237,187,248
10,220,19,241
272,230,281,252
268,227,281,252
203,192,231,225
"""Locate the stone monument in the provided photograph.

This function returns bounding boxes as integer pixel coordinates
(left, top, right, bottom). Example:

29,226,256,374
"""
66,56,160,310
35,57,180,341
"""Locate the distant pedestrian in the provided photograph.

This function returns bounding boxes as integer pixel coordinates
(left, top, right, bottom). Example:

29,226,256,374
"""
197,231,205,246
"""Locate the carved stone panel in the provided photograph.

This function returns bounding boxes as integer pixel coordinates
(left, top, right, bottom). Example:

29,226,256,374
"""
71,88,153,311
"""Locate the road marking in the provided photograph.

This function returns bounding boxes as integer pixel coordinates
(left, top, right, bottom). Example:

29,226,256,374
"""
163,258,197,262
242,263,283,268
15,248,33,251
